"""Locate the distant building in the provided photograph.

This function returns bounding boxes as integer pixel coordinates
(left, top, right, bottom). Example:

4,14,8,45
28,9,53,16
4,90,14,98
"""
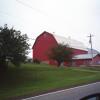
32,31,100,66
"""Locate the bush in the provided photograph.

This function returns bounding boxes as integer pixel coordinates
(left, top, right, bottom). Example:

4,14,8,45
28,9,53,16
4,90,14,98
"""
25,58,33,63
33,59,41,64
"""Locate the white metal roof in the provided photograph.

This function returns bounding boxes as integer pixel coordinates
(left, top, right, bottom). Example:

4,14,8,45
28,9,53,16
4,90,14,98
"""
73,54,98,60
87,48,100,54
53,34,87,51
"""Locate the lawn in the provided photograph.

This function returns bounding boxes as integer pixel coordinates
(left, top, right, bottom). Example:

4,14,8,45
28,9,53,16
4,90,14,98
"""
0,63,100,100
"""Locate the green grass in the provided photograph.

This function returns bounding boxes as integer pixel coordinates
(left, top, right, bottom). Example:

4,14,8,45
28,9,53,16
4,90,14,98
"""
0,63,100,100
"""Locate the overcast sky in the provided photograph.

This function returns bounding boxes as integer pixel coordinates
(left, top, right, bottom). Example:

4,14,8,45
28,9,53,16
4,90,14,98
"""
0,0,100,58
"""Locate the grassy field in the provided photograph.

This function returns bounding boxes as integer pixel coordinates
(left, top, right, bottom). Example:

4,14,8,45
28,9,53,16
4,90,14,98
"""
0,63,100,100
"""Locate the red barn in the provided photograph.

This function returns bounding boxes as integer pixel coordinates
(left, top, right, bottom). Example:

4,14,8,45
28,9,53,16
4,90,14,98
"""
32,31,100,66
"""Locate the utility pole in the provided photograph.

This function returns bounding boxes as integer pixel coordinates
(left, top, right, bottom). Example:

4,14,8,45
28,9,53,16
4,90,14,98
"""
88,34,94,64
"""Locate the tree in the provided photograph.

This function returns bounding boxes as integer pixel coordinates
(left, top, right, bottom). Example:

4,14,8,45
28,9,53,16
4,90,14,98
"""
49,44,73,67
0,24,29,71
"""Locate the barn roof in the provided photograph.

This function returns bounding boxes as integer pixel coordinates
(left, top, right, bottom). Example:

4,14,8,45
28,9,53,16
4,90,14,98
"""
73,53,98,60
32,31,87,51
53,34,87,51
87,48,100,54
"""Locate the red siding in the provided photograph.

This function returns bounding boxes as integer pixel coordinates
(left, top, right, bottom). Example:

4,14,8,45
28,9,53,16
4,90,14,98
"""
76,60,84,65
72,48,87,55
92,55,100,64
49,60,58,65
73,59,91,66
33,32,58,61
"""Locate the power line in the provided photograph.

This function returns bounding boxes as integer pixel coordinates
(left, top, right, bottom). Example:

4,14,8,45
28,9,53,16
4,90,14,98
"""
0,11,37,40
0,10,35,30
16,0,48,16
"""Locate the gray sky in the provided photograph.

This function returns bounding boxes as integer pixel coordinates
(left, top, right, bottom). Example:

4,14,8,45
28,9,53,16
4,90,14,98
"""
0,0,100,58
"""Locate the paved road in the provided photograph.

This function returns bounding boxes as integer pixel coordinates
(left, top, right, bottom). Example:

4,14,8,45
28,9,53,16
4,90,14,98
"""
22,82,100,100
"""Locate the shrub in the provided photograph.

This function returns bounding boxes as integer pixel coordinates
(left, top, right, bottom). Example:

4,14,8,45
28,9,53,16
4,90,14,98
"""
33,59,41,64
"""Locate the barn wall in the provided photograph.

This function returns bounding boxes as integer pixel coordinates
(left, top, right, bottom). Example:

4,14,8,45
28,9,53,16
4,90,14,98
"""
33,32,58,61
76,60,84,65
49,60,58,66
72,59,92,66
92,55,100,64
72,48,87,55
72,60,84,66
